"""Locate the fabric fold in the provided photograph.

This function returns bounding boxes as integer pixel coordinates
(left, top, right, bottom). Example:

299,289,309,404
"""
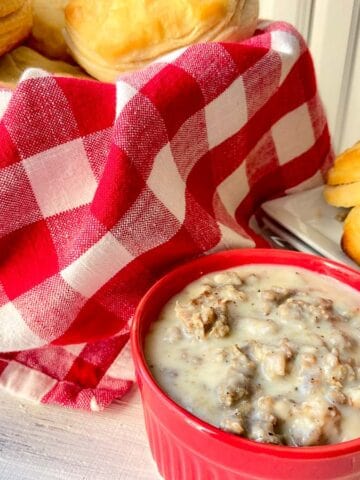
0,21,333,410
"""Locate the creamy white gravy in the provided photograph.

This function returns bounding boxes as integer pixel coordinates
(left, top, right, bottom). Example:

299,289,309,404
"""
145,265,360,446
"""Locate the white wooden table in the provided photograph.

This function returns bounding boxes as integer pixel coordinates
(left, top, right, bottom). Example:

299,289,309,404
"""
0,386,161,480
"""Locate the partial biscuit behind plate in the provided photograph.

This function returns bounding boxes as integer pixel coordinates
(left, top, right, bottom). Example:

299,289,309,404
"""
327,141,360,186
324,182,360,208
342,206,360,266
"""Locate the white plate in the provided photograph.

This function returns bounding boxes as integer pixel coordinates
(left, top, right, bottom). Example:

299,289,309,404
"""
260,215,321,255
260,186,358,269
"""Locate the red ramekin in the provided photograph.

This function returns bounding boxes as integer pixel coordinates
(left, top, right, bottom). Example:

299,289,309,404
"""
131,249,360,480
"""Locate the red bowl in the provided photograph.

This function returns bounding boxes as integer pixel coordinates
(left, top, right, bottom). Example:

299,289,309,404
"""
131,249,360,480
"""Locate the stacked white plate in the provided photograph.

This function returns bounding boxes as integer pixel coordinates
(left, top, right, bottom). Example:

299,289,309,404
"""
260,186,358,269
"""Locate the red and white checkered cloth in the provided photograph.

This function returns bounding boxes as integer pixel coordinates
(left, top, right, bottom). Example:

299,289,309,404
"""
0,21,333,410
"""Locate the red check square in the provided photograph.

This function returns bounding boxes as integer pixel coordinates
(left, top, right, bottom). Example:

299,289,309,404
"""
0,220,58,299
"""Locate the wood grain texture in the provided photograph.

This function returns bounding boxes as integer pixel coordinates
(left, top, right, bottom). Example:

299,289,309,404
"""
0,387,161,480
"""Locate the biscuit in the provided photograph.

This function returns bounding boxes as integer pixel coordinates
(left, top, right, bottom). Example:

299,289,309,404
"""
327,141,360,186
0,45,88,87
0,0,32,57
28,0,69,60
342,206,360,265
64,0,258,82
324,182,360,208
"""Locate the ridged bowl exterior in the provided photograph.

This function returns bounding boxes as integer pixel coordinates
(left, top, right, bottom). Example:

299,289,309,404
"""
132,249,360,480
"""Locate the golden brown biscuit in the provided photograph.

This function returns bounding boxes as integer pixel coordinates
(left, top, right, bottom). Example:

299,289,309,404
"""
64,0,259,82
214,0,258,42
0,0,26,18
28,0,70,60
324,140,360,265
324,182,360,208
0,45,88,87
0,0,32,56
342,206,360,266
327,141,360,185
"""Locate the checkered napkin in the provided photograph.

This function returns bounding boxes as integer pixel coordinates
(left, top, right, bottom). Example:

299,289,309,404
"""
0,21,333,410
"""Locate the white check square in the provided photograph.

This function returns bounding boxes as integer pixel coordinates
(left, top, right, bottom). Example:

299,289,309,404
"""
147,143,186,222
23,139,97,217
271,30,301,84
0,302,43,352
61,233,134,298
272,104,315,165
217,161,248,218
116,81,138,119
0,90,12,120
0,362,57,400
205,76,247,149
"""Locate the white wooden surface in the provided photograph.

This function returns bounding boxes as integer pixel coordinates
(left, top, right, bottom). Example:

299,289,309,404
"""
0,387,161,480
260,0,360,153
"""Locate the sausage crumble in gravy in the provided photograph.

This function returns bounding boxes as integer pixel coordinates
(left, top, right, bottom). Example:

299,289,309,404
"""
145,265,360,446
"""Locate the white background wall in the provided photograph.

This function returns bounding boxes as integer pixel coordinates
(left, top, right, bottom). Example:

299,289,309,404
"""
260,0,360,154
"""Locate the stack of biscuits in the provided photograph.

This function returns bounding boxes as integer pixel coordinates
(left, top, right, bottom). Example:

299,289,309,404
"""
0,0,89,87
324,141,360,265
0,0,259,85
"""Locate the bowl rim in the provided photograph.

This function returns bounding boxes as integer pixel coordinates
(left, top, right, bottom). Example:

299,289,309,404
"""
131,248,360,459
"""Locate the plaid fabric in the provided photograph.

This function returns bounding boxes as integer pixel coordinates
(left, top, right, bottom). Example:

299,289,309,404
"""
0,21,333,410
